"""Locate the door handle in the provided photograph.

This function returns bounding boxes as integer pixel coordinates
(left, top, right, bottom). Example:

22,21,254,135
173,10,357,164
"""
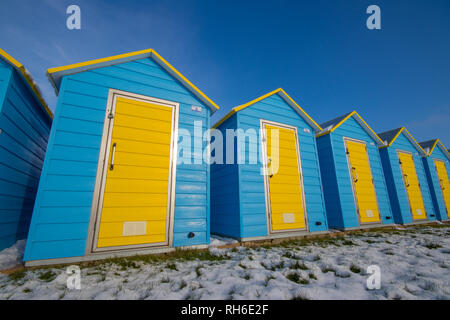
268,157,273,178
351,167,358,183
110,143,116,170
440,179,445,190
404,174,410,187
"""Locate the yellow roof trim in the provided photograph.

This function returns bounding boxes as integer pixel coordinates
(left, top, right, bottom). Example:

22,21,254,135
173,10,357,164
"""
278,88,322,130
379,127,404,149
150,50,219,111
428,139,450,158
316,111,385,145
47,48,219,112
213,88,322,131
0,48,53,119
47,49,154,74
378,127,427,155
428,140,439,156
315,111,355,138
403,127,427,155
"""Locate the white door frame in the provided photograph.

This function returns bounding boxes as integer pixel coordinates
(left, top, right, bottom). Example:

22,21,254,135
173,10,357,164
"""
85,89,179,254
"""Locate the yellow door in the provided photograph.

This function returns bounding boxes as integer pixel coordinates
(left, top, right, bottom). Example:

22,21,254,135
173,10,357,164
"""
96,96,175,249
398,152,427,220
434,159,450,215
345,140,381,224
264,123,306,231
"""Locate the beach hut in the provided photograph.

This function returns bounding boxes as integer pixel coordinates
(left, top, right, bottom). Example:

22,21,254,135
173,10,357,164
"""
0,49,52,251
210,88,328,241
316,111,393,230
378,127,436,224
23,49,219,266
419,139,450,221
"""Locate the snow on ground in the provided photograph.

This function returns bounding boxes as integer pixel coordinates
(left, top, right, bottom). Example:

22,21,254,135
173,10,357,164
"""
0,224,449,300
0,240,26,271
209,235,238,247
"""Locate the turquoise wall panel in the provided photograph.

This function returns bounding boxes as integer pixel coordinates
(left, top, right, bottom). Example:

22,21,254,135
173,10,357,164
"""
0,65,51,250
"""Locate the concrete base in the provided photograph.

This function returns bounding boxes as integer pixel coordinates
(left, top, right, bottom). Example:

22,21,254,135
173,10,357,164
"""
331,223,392,231
402,219,433,226
239,230,330,243
24,244,208,268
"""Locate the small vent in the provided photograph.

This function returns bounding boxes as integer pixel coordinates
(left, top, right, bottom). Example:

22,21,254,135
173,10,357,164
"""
282,213,295,224
122,221,147,236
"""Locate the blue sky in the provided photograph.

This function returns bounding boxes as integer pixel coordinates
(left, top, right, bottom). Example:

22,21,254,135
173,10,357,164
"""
1,0,449,145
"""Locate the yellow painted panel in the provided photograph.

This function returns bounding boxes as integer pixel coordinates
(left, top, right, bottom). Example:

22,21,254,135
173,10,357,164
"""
99,220,166,238
113,113,172,133
111,138,171,157
265,124,306,231
268,183,302,195
115,103,173,121
98,234,166,248
104,178,169,193
112,125,171,144
398,152,427,220
99,207,167,222
116,96,174,113
106,165,170,180
434,160,450,214
346,140,381,224
112,151,172,168
97,97,174,248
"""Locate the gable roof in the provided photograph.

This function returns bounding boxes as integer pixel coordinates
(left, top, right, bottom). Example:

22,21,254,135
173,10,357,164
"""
378,127,426,156
212,88,322,131
419,139,450,159
46,48,219,114
0,48,53,119
316,111,385,146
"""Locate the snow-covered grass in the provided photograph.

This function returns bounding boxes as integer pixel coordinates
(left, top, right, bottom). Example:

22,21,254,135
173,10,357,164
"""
0,224,449,300
0,240,26,271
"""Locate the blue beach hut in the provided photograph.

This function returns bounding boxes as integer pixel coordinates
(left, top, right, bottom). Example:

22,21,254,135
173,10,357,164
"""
23,49,219,266
0,49,52,251
378,127,436,224
418,139,450,221
211,88,329,241
316,111,393,230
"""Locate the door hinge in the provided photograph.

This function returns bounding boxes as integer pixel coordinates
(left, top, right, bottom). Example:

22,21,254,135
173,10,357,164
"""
108,113,114,119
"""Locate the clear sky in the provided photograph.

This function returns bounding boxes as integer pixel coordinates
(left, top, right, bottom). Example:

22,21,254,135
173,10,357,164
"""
1,0,449,145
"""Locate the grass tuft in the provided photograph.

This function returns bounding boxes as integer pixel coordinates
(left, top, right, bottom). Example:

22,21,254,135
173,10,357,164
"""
286,272,309,284
39,270,56,282
350,264,362,274
9,270,26,282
